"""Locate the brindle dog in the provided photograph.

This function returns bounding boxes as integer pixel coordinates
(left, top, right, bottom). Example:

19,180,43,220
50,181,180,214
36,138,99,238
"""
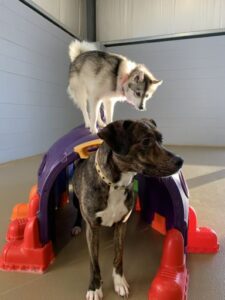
72,119,183,300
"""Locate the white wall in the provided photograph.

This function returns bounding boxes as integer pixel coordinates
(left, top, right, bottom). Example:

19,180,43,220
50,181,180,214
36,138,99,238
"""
107,35,225,146
0,0,82,163
27,0,87,38
97,0,225,41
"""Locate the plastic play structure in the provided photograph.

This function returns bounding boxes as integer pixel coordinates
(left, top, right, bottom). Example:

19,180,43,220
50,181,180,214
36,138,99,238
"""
0,124,219,299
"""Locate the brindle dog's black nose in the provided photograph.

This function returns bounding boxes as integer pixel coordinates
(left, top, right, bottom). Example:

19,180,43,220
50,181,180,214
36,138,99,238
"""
175,157,184,169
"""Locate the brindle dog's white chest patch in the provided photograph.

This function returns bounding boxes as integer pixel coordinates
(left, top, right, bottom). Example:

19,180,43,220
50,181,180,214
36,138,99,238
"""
96,188,128,227
95,172,135,227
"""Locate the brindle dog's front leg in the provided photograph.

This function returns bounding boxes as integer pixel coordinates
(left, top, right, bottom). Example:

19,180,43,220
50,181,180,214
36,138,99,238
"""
113,222,129,297
86,223,103,300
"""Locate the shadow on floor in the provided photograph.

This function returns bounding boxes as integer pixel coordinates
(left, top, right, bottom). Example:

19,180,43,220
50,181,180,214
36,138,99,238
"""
186,169,225,189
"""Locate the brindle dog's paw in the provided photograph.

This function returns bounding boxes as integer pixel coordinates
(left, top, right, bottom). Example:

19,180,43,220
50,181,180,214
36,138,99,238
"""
113,269,129,298
71,226,82,236
86,287,103,300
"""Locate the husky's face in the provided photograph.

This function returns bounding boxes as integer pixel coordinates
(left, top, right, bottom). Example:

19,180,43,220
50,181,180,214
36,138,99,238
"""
124,68,162,110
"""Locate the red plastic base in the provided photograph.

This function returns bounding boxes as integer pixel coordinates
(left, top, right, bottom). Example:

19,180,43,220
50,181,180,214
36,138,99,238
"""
0,188,55,273
149,229,188,300
187,206,219,253
0,216,54,273
0,241,54,273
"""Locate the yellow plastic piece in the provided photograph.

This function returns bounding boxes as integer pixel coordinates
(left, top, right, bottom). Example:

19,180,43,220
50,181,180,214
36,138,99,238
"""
74,139,103,159
11,203,29,220
29,184,38,201
11,185,38,220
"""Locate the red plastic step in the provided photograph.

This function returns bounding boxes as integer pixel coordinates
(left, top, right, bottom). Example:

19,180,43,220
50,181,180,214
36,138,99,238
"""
187,206,219,253
0,189,54,273
149,229,188,300
6,218,28,241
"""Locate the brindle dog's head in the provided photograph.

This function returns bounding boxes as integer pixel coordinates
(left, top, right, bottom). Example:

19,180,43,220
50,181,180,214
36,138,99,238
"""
98,119,183,177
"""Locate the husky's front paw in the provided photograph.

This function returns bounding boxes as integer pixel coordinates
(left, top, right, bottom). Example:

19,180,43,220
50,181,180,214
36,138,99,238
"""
90,126,98,134
97,119,106,129
113,269,129,297
86,287,103,300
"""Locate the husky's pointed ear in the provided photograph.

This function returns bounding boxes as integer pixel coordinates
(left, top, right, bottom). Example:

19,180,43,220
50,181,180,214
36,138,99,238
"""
152,79,163,86
97,120,133,155
135,71,144,83
130,69,144,83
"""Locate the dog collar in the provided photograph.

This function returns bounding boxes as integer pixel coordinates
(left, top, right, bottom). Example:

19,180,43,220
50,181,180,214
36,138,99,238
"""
95,150,127,189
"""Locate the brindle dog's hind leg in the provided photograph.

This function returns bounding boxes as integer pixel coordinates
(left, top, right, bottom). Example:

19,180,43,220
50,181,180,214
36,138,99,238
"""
71,192,82,236
113,222,129,297
86,223,103,300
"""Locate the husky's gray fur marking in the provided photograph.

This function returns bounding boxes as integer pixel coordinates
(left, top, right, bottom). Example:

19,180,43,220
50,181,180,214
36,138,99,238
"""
72,119,183,299
67,40,163,134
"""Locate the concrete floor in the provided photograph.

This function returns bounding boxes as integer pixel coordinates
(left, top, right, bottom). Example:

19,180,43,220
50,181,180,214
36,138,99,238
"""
0,146,225,300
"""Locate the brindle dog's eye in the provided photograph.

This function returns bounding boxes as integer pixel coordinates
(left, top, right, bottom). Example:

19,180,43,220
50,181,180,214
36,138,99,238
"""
142,138,152,146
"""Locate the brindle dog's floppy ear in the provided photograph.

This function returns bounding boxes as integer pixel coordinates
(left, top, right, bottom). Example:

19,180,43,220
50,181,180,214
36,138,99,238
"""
98,120,133,155
142,118,157,128
149,119,157,128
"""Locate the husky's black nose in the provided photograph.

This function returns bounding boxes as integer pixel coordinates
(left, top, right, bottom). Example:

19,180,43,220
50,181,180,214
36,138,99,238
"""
175,157,184,169
138,105,144,110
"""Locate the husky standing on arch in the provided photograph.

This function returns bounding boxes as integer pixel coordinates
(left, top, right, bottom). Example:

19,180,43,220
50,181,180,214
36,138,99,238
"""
67,40,163,134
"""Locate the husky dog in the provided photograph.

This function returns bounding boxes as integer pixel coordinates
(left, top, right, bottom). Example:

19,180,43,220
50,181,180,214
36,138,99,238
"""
67,40,163,134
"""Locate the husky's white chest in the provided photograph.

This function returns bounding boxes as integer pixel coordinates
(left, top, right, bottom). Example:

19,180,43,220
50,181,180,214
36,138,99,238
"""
95,173,135,227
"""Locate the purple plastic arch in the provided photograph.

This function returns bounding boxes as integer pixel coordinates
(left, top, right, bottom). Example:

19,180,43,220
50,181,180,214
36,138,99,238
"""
37,125,98,244
137,172,189,245
37,124,189,246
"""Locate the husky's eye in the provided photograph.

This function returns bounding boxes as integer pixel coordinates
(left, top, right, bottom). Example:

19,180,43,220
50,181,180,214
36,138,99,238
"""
134,91,141,97
145,93,149,98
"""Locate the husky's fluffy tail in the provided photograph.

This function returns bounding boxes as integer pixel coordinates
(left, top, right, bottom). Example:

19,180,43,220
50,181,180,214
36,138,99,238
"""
68,40,97,62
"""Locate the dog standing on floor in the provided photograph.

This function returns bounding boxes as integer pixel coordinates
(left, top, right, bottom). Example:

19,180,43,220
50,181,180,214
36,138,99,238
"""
67,40,162,134
72,119,183,299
